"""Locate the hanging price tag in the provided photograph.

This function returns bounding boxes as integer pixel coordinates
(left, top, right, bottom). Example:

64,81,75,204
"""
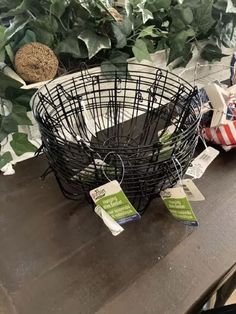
186,147,219,179
180,179,205,202
161,186,199,226
90,180,140,225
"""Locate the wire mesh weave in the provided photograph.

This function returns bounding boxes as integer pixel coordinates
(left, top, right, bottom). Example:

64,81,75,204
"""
32,63,201,213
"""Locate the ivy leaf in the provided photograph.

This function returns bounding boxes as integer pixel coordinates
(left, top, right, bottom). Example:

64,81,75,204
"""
132,38,151,62
112,24,127,49
101,51,130,76
226,0,236,13
4,87,36,111
11,105,33,125
14,30,36,51
112,16,132,49
0,72,22,99
4,15,31,43
10,132,37,156
192,0,215,34
182,7,194,24
167,28,195,64
0,152,13,169
138,25,158,38
170,5,194,31
55,37,88,58
221,20,236,47
0,115,18,137
78,30,111,59
201,44,228,62
0,0,28,17
50,0,67,18
172,43,193,68
137,2,154,23
145,0,171,11
29,18,57,47
0,0,22,10
80,0,102,16
5,45,14,64
142,8,153,23
0,26,5,62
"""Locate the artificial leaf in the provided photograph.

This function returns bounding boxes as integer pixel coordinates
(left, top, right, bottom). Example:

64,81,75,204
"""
101,51,130,78
11,105,32,125
221,20,236,47
50,0,68,18
78,30,111,59
29,18,57,46
0,72,22,98
4,16,31,43
145,0,171,11
182,7,194,24
226,0,236,13
78,0,102,17
0,130,8,142
132,38,151,62
10,132,37,156
0,114,7,142
1,115,18,135
0,0,28,17
170,12,186,31
119,16,133,36
167,29,195,64
55,37,88,58
109,51,130,63
213,0,227,11
138,25,158,38
5,45,14,64
5,87,36,111
201,43,228,62
173,43,193,68
112,16,132,48
112,23,128,48
14,30,36,51
0,0,22,9
142,8,153,23
190,0,215,34
137,2,154,23
0,152,13,169
142,38,155,53
0,26,5,62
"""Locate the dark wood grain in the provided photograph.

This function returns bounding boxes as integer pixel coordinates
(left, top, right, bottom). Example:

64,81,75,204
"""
0,155,191,314
97,148,236,314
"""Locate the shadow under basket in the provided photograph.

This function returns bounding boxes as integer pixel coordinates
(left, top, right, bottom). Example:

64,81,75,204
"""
32,63,201,214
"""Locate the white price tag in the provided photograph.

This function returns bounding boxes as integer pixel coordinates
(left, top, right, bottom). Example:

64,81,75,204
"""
186,147,219,179
180,179,205,202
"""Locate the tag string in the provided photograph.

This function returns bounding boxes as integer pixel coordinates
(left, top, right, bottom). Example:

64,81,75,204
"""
102,151,125,185
172,156,183,186
199,132,208,149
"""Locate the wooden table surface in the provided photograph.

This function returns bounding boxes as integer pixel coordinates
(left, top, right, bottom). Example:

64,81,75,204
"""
0,146,236,314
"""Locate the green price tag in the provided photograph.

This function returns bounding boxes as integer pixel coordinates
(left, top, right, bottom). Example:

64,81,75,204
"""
160,186,199,226
90,180,140,225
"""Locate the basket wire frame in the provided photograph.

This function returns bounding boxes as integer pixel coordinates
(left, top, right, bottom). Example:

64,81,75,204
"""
32,63,201,214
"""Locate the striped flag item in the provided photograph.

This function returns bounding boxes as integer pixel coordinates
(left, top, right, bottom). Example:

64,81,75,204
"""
203,121,236,151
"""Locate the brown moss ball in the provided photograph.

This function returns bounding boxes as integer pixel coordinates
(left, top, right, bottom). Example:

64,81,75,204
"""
15,42,59,83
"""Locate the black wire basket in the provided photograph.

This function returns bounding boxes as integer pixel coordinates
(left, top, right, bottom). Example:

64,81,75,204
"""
32,63,201,214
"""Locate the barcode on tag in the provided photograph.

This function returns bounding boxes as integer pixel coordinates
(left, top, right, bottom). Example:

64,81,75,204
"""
182,184,194,198
199,153,212,162
186,147,219,179
179,179,205,202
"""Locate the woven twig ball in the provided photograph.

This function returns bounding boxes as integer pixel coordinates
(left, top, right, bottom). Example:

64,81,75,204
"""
15,42,58,83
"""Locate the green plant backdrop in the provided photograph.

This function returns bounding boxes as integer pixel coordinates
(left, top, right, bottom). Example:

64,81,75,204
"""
0,0,236,167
